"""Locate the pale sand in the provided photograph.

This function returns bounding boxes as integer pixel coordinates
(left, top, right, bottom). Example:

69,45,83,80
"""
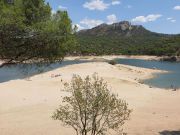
65,55,160,61
0,61,180,135
0,60,3,65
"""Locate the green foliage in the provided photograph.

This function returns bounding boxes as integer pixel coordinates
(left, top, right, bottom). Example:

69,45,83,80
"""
22,0,51,25
52,74,131,135
0,0,24,26
108,60,117,65
76,35,180,56
75,25,180,56
0,0,75,67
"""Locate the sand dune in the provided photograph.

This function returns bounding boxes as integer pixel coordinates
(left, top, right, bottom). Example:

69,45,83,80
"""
0,61,180,135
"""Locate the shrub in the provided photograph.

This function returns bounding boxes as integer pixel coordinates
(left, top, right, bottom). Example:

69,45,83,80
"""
108,60,117,65
52,74,131,135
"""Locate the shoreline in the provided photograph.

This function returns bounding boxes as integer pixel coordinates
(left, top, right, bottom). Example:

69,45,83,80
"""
65,55,180,90
0,60,180,135
0,55,179,67
65,55,180,62
64,55,160,61
0,57,178,90
0,57,177,90
115,63,175,90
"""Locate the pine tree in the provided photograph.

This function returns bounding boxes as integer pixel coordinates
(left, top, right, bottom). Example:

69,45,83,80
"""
0,0,75,67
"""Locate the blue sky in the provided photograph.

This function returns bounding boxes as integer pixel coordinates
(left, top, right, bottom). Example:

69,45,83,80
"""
46,0,180,34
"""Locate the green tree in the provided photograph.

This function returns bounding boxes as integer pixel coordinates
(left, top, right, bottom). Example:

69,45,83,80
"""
22,0,51,25
0,0,75,67
52,74,131,135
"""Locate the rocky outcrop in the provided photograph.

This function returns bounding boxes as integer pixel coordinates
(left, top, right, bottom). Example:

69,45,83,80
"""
78,21,158,37
160,56,180,62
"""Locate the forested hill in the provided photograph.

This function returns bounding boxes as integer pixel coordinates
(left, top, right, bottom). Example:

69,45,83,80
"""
76,21,180,56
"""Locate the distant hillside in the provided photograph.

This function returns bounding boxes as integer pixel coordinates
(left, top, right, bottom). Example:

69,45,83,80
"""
75,21,180,56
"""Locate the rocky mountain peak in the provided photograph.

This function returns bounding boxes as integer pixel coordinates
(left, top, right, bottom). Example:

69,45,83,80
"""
78,21,148,37
112,21,132,30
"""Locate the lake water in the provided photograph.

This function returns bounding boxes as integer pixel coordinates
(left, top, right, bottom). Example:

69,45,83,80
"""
1,58,180,89
0,60,89,83
115,58,180,89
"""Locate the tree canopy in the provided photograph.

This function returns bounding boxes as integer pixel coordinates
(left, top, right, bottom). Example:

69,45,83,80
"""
53,74,131,135
0,0,75,67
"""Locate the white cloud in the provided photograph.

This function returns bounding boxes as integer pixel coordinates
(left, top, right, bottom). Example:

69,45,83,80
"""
166,17,176,23
58,5,67,10
171,19,176,23
167,17,173,20
83,0,110,11
107,14,118,24
173,5,180,10
132,14,162,23
80,18,104,28
112,0,121,5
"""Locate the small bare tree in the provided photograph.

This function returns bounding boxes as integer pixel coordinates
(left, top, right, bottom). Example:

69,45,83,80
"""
52,74,131,135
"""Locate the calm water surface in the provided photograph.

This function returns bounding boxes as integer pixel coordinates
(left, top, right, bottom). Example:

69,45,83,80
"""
1,58,180,89
115,58,180,89
0,60,89,83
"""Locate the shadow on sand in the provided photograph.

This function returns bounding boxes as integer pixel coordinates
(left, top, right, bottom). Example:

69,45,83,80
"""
159,130,180,135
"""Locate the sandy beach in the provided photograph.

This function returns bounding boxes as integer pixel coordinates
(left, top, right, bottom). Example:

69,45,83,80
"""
65,55,160,61
0,57,180,135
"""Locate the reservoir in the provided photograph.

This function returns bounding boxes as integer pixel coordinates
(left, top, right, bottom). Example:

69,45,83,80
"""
0,58,180,89
115,58,180,89
0,60,89,83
